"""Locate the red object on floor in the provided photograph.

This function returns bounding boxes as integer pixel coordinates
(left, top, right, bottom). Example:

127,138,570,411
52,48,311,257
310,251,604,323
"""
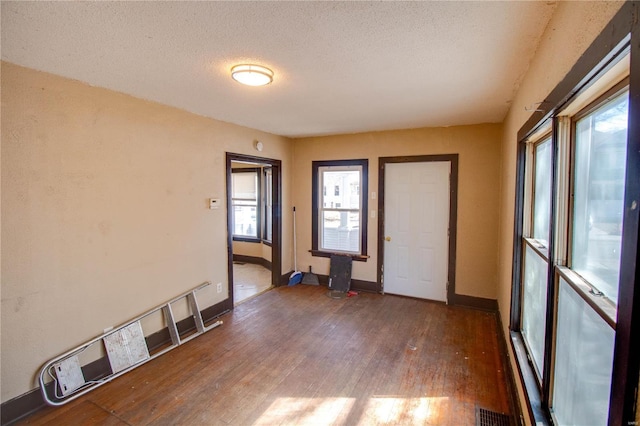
347,290,358,297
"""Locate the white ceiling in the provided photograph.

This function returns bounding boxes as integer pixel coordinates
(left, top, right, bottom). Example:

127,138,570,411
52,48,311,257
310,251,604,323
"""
1,1,556,138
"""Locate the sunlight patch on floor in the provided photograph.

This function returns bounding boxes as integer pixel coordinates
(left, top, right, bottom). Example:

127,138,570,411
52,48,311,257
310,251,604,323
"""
254,397,355,425
254,396,449,425
365,396,449,424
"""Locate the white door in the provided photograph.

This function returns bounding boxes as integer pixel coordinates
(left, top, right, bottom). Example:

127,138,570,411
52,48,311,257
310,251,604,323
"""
383,161,450,301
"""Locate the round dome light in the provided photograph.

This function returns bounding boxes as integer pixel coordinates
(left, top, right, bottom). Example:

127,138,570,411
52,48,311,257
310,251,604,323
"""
231,64,274,86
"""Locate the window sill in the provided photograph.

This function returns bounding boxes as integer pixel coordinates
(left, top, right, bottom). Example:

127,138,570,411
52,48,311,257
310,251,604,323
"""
309,250,369,262
510,331,550,426
232,236,261,243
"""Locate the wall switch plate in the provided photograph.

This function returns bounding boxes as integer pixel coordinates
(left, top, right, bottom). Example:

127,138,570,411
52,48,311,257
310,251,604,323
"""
209,199,220,209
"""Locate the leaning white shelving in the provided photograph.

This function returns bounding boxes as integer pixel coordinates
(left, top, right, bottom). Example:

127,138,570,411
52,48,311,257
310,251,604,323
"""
38,281,223,406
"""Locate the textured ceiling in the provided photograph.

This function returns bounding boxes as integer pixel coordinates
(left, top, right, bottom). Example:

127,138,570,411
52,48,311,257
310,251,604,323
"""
1,1,556,138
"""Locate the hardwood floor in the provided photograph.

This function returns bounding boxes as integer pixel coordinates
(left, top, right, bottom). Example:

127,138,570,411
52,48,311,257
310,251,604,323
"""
17,285,511,425
233,262,272,304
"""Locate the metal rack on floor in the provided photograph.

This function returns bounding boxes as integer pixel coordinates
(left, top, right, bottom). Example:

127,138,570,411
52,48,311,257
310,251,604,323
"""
38,281,223,406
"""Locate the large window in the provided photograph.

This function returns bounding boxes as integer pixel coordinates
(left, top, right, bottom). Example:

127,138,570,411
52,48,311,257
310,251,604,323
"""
512,48,632,425
547,87,628,424
311,159,368,259
232,167,275,244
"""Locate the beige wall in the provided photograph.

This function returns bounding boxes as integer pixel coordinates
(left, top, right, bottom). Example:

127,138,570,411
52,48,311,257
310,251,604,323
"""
496,1,625,423
232,241,273,263
293,124,502,299
0,62,293,402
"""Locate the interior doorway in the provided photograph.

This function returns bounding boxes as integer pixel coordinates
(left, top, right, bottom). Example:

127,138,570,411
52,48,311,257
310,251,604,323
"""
226,153,282,305
378,154,458,302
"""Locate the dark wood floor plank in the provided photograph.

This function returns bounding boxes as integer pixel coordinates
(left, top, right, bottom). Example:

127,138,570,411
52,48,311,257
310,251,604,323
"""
18,399,128,426
16,285,510,425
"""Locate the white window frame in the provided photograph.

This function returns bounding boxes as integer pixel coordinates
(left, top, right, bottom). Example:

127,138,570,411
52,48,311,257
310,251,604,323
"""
318,164,363,254
231,169,260,240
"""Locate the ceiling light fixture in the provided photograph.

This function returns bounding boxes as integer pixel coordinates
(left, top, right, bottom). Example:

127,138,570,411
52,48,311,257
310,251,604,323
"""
231,64,273,87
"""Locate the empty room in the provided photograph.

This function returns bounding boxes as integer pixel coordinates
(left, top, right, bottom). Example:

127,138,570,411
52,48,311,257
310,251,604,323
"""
1,1,639,425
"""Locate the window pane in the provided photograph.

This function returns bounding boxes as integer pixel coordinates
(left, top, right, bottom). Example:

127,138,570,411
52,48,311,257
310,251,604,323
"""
321,210,360,253
264,169,272,242
552,278,615,425
521,244,548,377
233,204,257,237
322,170,361,209
572,91,628,304
313,160,367,257
533,138,552,246
232,172,257,200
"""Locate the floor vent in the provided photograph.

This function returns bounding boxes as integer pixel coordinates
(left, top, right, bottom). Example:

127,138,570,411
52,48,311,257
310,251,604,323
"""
475,407,512,426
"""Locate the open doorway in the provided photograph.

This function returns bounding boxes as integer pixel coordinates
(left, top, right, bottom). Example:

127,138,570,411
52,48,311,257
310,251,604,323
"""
226,153,282,305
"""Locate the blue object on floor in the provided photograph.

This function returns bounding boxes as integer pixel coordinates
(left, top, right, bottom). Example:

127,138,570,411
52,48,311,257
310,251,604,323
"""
288,271,302,286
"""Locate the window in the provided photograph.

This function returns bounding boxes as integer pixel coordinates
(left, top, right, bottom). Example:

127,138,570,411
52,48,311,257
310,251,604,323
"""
232,167,274,243
511,49,631,425
533,138,552,247
547,87,628,424
521,135,552,380
570,90,628,304
551,274,616,426
312,159,368,259
231,169,260,239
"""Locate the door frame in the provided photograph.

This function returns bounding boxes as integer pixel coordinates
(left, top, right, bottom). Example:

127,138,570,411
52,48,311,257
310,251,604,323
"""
377,154,458,302
226,152,282,306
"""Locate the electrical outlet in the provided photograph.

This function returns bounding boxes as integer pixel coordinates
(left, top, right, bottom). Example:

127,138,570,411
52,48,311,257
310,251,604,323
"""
103,326,114,334
217,283,222,293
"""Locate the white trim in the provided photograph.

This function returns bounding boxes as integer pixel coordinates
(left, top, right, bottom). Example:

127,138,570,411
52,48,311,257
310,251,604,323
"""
525,118,552,144
553,116,571,265
318,164,364,254
558,52,629,117
523,143,534,238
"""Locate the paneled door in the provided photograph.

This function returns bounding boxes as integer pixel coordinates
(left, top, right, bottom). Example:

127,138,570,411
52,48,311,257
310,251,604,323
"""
383,161,450,301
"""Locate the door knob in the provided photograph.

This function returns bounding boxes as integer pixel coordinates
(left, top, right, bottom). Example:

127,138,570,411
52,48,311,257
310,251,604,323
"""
385,236,391,242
